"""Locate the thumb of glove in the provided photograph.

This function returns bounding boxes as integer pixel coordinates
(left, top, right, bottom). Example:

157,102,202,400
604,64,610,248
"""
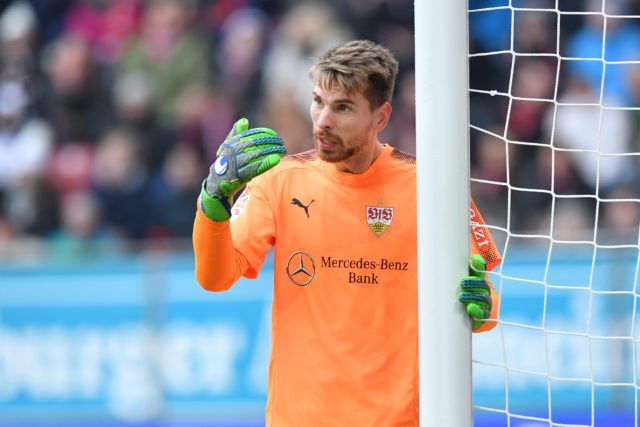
226,118,250,140
470,254,487,279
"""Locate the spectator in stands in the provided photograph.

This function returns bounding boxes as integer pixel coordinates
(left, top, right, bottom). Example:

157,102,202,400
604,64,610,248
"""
545,78,635,196
565,0,640,106
40,32,114,144
598,186,640,244
0,0,39,87
468,0,511,53
173,82,226,165
261,1,353,114
258,90,312,155
115,0,213,131
0,80,56,237
470,125,510,229
382,70,416,154
91,126,150,242
147,143,204,239
0,81,51,191
49,190,123,262
111,71,174,173
514,6,556,54
62,0,142,65
213,7,270,118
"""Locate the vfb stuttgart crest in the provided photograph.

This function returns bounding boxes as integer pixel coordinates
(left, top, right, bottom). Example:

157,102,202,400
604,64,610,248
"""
366,206,394,236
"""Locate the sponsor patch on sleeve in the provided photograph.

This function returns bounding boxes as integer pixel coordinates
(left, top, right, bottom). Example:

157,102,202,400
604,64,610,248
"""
469,198,502,270
230,191,251,221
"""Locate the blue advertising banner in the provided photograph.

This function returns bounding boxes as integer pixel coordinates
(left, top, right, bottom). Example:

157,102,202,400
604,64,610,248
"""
0,253,271,426
0,245,638,426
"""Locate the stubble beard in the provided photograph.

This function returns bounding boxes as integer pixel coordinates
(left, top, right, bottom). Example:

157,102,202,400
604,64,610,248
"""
313,131,367,164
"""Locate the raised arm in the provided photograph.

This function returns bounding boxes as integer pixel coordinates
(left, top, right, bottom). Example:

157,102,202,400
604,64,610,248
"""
193,118,286,291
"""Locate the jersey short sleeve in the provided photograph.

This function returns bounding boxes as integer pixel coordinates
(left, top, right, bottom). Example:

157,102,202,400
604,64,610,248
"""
229,175,278,279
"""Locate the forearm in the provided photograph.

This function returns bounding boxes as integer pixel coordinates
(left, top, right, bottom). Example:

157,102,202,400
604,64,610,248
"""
194,117,284,289
193,207,249,291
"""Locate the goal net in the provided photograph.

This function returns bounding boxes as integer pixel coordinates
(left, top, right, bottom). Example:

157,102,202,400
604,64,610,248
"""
468,0,640,426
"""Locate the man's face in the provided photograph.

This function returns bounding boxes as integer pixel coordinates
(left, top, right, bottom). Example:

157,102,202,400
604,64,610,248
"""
309,84,380,166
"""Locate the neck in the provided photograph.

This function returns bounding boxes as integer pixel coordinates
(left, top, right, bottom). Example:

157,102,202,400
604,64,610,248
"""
334,140,385,174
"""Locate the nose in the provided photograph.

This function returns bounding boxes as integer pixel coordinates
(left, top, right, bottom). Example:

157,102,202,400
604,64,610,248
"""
316,105,334,130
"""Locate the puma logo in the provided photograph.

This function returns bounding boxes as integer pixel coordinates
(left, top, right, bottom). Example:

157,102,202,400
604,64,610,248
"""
291,198,314,218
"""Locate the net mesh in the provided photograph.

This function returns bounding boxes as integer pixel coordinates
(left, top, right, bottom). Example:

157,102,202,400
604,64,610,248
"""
468,1,640,425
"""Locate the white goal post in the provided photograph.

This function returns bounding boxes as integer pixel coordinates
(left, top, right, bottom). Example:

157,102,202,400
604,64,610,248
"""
418,1,640,426
415,1,473,426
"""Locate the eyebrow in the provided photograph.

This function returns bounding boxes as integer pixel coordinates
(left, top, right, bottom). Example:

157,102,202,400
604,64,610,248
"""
312,91,356,105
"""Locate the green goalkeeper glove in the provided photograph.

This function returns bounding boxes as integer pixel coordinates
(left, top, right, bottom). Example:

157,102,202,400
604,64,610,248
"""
200,118,286,221
458,254,492,330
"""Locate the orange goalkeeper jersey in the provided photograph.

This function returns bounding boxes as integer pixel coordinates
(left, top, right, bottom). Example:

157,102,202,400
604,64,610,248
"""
193,145,500,426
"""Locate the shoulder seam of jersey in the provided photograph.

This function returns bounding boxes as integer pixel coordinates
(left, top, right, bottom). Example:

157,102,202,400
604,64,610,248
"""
282,149,317,163
389,147,416,164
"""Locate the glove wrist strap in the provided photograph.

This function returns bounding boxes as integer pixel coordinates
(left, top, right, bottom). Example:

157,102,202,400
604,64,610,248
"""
200,180,233,222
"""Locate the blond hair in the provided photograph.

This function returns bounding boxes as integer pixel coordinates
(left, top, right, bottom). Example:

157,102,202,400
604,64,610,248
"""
309,40,399,110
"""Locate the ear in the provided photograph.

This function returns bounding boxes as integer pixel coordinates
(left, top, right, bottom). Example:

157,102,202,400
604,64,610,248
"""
374,102,392,132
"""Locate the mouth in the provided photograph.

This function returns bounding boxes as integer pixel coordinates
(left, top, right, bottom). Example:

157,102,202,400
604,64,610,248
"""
315,132,340,151
318,137,336,150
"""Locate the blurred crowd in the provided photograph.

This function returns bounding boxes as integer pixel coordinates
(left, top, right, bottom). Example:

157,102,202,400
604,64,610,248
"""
0,0,638,262
0,0,414,260
469,0,640,245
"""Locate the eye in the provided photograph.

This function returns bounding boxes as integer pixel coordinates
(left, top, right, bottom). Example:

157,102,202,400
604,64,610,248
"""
337,104,350,111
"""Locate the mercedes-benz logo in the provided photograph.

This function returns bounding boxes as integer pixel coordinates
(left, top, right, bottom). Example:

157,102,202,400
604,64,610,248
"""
286,251,315,286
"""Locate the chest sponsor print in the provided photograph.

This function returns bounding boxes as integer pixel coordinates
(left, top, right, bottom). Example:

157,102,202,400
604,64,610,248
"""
366,206,394,236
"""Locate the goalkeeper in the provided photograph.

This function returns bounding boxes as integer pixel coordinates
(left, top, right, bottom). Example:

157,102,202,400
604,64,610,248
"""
193,39,500,426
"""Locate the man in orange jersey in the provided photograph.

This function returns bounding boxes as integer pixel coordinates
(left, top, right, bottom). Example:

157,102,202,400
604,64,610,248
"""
193,40,500,426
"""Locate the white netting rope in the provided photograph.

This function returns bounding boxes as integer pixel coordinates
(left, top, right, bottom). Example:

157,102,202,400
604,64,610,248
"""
469,2,640,426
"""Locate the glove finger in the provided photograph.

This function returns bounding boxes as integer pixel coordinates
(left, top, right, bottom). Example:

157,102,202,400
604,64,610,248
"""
236,145,287,168
231,134,284,153
460,277,489,292
458,292,491,306
467,303,490,320
238,153,285,182
470,254,487,279
238,127,277,138
247,135,285,148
